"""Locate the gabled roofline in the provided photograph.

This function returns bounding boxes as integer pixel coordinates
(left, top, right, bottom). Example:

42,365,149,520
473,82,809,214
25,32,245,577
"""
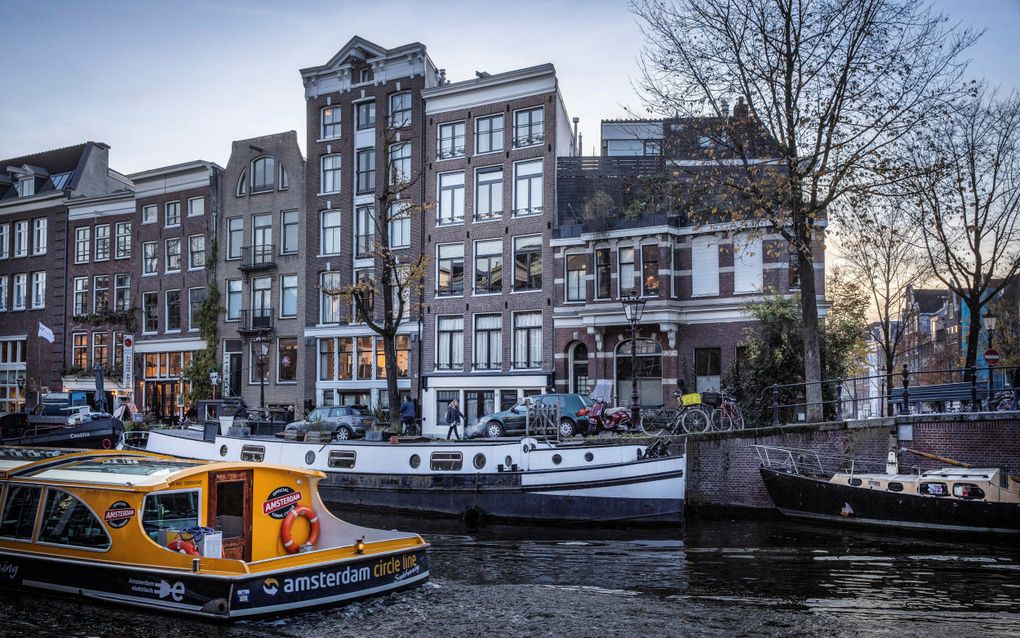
299,36,427,77
422,63,556,99
126,159,223,182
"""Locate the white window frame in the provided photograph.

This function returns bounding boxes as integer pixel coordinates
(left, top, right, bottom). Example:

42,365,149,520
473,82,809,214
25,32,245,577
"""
389,92,411,128
94,223,110,261
165,201,181,227
30,272,45,309
31,218,46,255
142,204,157,224
512,310,543,370
225,279,242,322
475,114,504,154
437,121,466,160
388,201,410,249
321,105,341,140
142,241,157,275
13,221,28,257
165,238,181,273
565,252,587,303
114,221,131,259
281,210,299,255
165,289,182,332
691,235,720,297
114,274,130,311
0,224,8,259
0,275,10,312
513,106,545,148
437,171,465,225
320,154,341,194
280,275,298,318
188,196,205,217
12,274,26,311
188,235,205,270
187,287,204,332
320,211,341,256
474,167,503,221
513,159,543,217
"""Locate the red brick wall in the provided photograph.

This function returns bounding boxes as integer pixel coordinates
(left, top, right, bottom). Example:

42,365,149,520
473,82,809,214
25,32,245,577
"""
903,417,1020,475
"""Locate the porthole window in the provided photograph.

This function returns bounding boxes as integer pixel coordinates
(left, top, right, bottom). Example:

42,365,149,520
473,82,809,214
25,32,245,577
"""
504,455,512,467
887,482,903,492
473,453,486,470
219,445,228,457
584,452,594,462
848,477,862,486
305,451,316,465
552,454,562,465
410,454,421,469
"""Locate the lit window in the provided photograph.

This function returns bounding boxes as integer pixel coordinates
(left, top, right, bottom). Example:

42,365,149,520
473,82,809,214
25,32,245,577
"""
321,106,341,139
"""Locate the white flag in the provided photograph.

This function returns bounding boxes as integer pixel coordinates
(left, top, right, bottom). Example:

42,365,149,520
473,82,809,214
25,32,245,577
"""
38,322,55,343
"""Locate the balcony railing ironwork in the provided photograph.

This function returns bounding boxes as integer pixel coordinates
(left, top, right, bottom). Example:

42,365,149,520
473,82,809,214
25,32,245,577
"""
240,244,276,272
238,308,275,335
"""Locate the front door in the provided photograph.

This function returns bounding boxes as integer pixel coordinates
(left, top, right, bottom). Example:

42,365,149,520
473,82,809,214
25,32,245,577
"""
207,470,252,561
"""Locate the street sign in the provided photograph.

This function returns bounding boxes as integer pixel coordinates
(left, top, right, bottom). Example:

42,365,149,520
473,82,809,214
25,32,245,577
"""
984,348,1000,366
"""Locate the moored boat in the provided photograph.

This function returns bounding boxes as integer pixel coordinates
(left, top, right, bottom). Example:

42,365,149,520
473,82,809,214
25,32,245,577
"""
752,445,1020,535
0,446,428,618
0,406,123,450
133,428,686,525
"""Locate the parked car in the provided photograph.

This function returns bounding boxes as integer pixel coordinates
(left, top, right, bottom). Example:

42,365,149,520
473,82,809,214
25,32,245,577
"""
284,405,377,440
466,394,593,439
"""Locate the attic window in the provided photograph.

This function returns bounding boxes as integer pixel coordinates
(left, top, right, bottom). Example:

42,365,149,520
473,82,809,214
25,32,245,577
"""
360,68,372,84
279,164,289,191
17,178,34,197
236,170,247,197
50,172,73,190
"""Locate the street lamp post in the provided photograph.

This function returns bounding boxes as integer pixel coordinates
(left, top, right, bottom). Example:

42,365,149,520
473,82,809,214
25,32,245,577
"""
621,289,647,430
984,311,998,408
255,341,269,410
16,374,25,412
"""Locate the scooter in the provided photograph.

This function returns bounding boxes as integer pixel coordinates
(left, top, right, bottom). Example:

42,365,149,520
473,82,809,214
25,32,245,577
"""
578,398,633,435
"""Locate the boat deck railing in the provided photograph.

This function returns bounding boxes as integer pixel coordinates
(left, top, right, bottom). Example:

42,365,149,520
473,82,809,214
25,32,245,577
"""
750,445,886,479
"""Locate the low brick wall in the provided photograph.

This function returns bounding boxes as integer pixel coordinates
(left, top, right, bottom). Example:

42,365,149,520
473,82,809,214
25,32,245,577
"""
685,413,1020,511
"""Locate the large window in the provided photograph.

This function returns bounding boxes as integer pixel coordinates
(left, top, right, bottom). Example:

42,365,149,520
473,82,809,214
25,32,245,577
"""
389,92,411,128
437,243,464,296
74,226,90,263
513,160,543,217
251,156,275,192
513,311,542,369
94,224,110,261
143,292,158,333
188,197,205,217
0,276,6,312
280,275,297,318
278,338,297,382
73,277,88,315
474,239,503,294
694,347,722,393
321,155,341,194
338,337,353,379
115,222,130,259
733,233,763,294
618,247,636,296
438,172,465,225
388,142,411,185
165,201,181,227
356,148,376,194
188,287,205,331
166,289,181,332
436,316,464,370
566,254,587,302
388,201,410,248
438,121,466,159
72,333,88,368
513,235,542,291
92,332,109,368
321,211,341,255
475,114,504,154
189,235,205,269
320,272,342,324
0,224,8,259
321,106,341,139
165,238,181,272
281,210,299,255
226,280,242,321
12,274,25,310
13,221,28,257
0,485,41,540
319,338,336,381
93,275,110,312
227,218,243,260
142,242,157,274
251,277,271,317
30,272,45,309
142,204,157,224
475,168,503,221
474,314,502,370
356,101,376,130
32,218,46,255
355,207,374,258
641,244,659,296
513,106,544,147
691,235,720,297
114,274,130,311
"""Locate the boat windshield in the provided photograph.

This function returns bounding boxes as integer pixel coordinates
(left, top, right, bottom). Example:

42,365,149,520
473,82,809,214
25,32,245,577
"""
25,457,203,485
142,490,199,541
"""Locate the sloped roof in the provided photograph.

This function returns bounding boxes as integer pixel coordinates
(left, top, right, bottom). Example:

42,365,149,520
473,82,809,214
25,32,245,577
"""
911,288,947,314
0,142,99,201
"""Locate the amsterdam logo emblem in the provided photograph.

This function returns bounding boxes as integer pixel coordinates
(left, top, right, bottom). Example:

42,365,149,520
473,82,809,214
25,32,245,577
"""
104,501,136,528
263,578,280,596
263,487,302,519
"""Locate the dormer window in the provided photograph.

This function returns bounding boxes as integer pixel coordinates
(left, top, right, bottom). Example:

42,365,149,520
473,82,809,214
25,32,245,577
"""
360,68,372,84
251,157,275,192
236,170,247,196
18,178,34,197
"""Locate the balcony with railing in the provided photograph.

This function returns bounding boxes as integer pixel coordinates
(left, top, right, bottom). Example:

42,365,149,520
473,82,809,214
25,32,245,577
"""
237,308,275,335
240,244,276,272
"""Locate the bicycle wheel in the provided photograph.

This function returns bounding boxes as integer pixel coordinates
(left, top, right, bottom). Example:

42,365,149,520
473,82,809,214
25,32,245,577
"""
730,407,745,430
644,409,672,435
681,407,710,433
711,409,733,432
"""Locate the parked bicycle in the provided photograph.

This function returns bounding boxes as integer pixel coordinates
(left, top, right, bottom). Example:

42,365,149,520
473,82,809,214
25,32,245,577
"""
704,387,744,431
644,391,711,435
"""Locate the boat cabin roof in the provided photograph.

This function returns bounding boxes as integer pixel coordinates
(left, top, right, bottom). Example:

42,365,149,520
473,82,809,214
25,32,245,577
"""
920,467,1000,481
0,446,323,491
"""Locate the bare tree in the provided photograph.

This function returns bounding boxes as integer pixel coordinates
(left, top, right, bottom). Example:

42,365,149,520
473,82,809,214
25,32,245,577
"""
632,0,975,421
905,87,1020,374
836,198,931,414
322,127,429,429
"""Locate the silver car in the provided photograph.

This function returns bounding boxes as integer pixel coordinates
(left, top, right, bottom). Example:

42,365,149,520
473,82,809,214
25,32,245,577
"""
284,405,377,440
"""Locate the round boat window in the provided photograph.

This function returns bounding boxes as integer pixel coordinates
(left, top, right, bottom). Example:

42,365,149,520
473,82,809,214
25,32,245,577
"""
473,453,486,470
219,445,228,457
552,454,562,465
305,451,316,465
505,455,513,467
410,454,421,469
848,478,862,486
585,452,594,462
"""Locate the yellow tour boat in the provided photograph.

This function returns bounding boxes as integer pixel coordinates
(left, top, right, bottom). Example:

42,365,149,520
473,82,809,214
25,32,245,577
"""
0,447,429,619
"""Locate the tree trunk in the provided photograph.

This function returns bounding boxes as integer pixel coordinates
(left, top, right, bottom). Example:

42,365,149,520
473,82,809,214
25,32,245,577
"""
383,332,401,430
883,347,896,418
797,239,823,423
964,297,982,379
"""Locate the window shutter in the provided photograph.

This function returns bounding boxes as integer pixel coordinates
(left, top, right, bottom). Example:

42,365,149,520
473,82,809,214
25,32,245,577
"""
691,235,719,296
733,233,763,294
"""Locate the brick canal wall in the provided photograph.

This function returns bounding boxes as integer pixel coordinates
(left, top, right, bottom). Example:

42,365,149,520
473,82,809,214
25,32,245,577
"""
685,413,1020,511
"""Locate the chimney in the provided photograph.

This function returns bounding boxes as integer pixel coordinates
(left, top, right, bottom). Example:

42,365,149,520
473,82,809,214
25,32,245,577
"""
572,116,580,155
733,96,748,118
720,98,730,117
578,132,583,157
438,68,447,85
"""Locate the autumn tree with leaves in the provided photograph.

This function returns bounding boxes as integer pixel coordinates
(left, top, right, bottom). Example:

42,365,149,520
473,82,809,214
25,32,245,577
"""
632,0,975,421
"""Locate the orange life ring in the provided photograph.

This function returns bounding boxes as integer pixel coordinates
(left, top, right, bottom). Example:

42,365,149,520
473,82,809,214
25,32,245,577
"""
280,505,320,554
167,538,199,555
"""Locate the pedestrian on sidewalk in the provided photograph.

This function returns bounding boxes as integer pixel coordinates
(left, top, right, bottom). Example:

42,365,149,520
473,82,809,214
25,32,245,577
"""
445,399,465,440
400,395,417,435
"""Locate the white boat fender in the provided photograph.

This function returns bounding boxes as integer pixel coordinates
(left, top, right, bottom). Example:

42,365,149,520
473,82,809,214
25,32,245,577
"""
521,437,538,453
886,450,898,475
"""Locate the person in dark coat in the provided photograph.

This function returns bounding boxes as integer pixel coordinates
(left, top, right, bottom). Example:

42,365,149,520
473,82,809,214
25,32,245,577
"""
445,399,465,440
234,399,248,419
400,396,417,435
285,405,296,424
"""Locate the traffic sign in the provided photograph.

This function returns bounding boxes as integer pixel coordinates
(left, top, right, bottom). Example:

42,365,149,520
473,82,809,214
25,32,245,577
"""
984,348,1000,366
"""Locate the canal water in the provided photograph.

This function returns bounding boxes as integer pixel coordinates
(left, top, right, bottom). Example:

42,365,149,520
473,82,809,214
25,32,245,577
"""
1,511,1017,637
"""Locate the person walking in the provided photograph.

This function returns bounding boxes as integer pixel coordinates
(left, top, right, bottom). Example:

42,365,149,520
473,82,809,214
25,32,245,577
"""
445,399,465,440
400,395,417,435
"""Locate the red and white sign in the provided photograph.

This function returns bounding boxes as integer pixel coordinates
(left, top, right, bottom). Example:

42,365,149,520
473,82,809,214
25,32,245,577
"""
985,348,1000,366
104,501,136,528
263,490,302,515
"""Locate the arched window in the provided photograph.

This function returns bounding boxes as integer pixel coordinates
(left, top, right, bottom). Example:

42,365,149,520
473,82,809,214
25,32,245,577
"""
251,156,275,192
615,339,663,407
236,170,247,197
569,342,591,394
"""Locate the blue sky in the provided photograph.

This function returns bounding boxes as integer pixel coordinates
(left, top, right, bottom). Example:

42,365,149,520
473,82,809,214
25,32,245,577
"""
2,0,1017,173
